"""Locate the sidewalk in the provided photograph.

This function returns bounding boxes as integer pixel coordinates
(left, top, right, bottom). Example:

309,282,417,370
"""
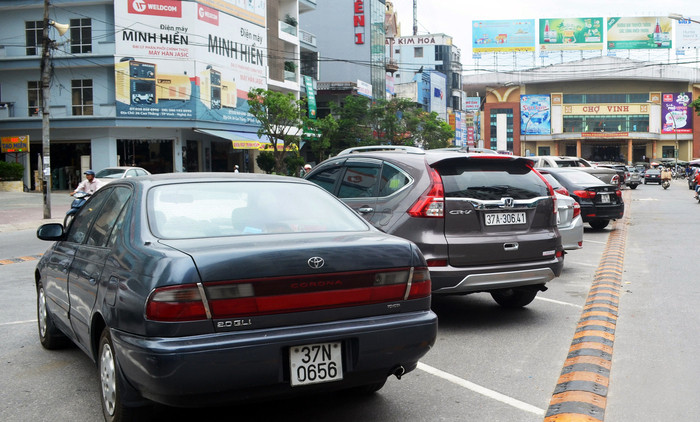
0,191,74,232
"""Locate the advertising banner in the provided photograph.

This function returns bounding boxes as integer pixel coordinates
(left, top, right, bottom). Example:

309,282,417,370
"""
520,95,551,135
607,17,672,49
661,92,693,134
539,17,603,51
676,17,700,50
114,0,267,124
464,97,481,111
472,20,536,52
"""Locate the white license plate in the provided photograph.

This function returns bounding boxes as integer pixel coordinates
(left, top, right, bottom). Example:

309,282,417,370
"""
485,212,526,226
289,342,343,386
599,194,610,204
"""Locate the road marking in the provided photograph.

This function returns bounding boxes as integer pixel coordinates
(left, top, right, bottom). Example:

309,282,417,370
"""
583,240,607,245
0,319,36,327
535,296,583,308
417,362,546,416
0,254,42,266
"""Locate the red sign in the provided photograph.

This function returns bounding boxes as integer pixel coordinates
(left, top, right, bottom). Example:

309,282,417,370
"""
354,0,365,44
197,4,219,25
128,0,182,18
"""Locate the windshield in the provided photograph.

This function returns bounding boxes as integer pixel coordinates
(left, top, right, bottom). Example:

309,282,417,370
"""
96,169,125,179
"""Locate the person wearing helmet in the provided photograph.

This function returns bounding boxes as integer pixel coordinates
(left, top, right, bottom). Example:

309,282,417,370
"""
71,169,104,196
300,163,312,177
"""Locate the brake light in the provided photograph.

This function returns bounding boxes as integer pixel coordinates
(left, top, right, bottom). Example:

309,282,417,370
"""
533,167,557,215
572,202,581,218
611,175,620,185
426,259,448,267
555,187,569,196
407,166,444,218
573,190,596,199
615,189,622,197
146,284,208,321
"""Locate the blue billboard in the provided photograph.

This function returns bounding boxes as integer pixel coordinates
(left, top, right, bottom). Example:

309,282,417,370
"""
520,95,551,135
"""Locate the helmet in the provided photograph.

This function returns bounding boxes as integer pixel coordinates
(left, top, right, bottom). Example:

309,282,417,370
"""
84,170,95,176
304,164,312,170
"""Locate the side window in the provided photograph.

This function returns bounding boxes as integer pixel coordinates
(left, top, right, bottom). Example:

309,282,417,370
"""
125,169,136,178
66,188,112,244
86,187,132,247
541,160,551,168
378,163,410,197
306,166,344,194
338,165,380,198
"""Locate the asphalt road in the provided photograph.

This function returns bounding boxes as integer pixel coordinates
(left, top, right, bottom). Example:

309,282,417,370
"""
1,180,699,421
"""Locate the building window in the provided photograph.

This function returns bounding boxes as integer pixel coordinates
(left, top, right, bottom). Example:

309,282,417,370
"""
28,81,42,116
563,115,649,133
72,79,93,116
70,18,92,54
25,21,43,55
414,47,423,58
661,146,676,159
563,93,650,104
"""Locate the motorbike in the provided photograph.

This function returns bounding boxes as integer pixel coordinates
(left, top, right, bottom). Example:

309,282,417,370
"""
662,179,670,189
63,191,91,227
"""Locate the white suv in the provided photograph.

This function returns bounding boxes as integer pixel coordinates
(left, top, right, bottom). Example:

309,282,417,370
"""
529,156,620,187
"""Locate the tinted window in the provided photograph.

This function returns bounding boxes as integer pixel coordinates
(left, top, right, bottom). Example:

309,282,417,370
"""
438,159,549,200
86,187,132,247
307,166,343,193
338,165,379,198
66,189,112,244
556,170,607,185
378,163,410,197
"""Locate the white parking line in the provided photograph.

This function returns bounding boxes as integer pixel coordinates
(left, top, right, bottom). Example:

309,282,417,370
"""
417,362,546,416
535,296,583,308
0,319,36,327
583,239,607,245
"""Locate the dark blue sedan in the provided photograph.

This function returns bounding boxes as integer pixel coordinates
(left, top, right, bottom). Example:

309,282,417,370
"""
35,173,437,420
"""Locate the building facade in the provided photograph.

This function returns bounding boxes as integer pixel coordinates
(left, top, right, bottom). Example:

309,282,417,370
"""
464,56,700,163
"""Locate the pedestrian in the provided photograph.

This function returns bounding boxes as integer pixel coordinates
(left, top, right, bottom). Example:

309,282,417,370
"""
234,165,239,173
71,170,103,196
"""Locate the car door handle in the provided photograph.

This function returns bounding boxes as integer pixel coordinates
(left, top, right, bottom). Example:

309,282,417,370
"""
503,243,519,251
358,207,374,213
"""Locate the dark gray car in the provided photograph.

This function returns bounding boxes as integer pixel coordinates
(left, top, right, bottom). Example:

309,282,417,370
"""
306,146,564,308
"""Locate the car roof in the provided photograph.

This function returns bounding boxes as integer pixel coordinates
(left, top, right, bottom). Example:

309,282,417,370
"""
332,146,534,167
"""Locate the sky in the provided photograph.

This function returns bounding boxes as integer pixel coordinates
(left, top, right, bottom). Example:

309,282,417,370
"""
388,0,700,72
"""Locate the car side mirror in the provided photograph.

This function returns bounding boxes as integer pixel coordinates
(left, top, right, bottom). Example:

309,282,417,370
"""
37,223,66,241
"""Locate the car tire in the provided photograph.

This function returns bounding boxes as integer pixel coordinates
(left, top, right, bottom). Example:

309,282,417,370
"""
99,329,140,422
490,288,539,308
589,220,609,230
629,184,638,190
37,281,68,350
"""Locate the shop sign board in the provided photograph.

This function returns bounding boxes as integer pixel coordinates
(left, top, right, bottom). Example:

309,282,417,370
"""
661,92,693,134
607,17,672,49
472,20,536,52
114,0,267,125
464,97,481,111
539,17,603,51
1,135,30,153
563,104,650,115
520,95,551,135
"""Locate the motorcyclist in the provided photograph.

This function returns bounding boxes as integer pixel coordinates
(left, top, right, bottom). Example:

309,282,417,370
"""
694,170,700,199
70,169,103,196
660,167,672,185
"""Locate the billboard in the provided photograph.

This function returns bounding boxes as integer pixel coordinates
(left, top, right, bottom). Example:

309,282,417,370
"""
607,17,672,49
661,92,693,134
472,20,536,52
520,95,551,135
676,17,700,50
114,0,267,124
539,17,603,51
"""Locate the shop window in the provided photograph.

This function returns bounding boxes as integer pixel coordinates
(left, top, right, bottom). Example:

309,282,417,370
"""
661,146,676,159
70,18,92,54
25,21,42,55
538,147,551,156
414,47,423,58
28,81,41,116
72,79,93,116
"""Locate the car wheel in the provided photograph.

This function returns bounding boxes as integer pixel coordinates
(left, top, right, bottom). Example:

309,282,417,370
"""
37,281,68,349
589,220,609,230
629,184,637,190
99,329,139,422
490,288,539,308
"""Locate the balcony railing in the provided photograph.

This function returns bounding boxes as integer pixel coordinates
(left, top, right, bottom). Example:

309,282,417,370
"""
299,29,316,47
280,20,297,37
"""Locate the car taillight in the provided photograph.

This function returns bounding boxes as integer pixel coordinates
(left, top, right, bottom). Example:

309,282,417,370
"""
573,190,596,199
555,187,569,196
532,167,557,215
146,284,208,322
615,189,622,197
407,166,444,218
611,175,620,185
572,202,581,218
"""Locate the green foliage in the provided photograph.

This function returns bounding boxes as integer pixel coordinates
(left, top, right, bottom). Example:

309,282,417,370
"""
692,98,700,116
0,161,24,181
304,114,336,160
285,155,305,177
255,151,276,174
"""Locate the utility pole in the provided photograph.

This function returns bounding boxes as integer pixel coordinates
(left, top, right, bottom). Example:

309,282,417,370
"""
40,0,52,218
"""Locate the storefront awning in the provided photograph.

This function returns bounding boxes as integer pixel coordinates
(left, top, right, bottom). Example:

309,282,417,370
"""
195,129,297,151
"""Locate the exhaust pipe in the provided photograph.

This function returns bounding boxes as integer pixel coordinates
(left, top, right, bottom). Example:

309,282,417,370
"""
391,365,406,380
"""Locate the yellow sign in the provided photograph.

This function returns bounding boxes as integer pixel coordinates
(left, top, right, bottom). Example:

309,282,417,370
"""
1,135,30,153
563,104,649,115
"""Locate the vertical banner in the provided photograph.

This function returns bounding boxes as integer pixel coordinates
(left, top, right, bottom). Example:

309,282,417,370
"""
607,17,672,49
304,76,316,119
496,114,507,152
661,92,693,134
520,95,551,135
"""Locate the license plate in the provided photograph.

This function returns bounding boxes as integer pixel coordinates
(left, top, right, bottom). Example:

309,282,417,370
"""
485,212,526,226
599,194,610,204
289,342,343,386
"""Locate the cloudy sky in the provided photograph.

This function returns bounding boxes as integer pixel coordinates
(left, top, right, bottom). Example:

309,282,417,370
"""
388,0,700,70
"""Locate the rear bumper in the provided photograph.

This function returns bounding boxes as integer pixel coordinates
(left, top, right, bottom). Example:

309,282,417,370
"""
580,203,624,222
430,256,564,294
560,215,584,250
111,310,437,407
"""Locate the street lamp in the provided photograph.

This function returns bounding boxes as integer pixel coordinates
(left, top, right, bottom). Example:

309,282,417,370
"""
40,0,69,218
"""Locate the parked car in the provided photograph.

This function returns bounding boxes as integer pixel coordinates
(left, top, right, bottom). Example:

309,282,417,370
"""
595,163,628,187
95,166,151,183
644,168,662,184
305,146,564,308
539,167,624,230
624,166,642,189
539,172,583,250
528,156,621,187
35,173,437,419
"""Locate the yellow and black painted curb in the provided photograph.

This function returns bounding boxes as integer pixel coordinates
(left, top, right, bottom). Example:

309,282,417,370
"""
0,254,42,266
544,190,630,422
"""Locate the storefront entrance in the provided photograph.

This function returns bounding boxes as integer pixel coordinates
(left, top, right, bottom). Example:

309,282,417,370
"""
117,139,173,174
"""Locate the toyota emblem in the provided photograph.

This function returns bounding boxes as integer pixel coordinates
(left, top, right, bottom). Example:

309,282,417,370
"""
308,257,325,269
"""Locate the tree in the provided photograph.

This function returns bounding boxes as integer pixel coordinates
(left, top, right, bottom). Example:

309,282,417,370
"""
304,114,337,161
255,151,275,174
330,95,374,151
247,88,307,174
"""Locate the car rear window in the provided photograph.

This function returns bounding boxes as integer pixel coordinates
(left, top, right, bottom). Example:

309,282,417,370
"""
556,170,607,185
436,159,550,200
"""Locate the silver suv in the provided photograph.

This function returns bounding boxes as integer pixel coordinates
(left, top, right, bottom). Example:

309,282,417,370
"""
306,146,564,308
